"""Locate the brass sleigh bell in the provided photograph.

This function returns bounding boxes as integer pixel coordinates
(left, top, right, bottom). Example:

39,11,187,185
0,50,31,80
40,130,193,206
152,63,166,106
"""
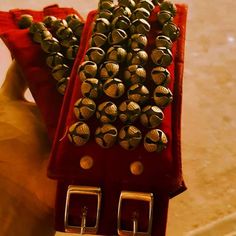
151,66,171,86
127,83,149,104
94,18,111,34
151,47,173,67
160,0,177,16
33,30,52,44
103,78,125,98
84,47,106,65
29,22,46,34
56,26,73,40
41,37,61,53
18,14,33,29
130,18,150,35
129,34,148,49
81,78,101,99
51,19,68,31
118,0,136,10
91,33,107,47
144,129,168,152
155,35,173,49
111,15,131,30
99,61,119,80
140,105,164,128
157,10,173,26
153,85,173,108
131,8,150,21
162,21,180,41
136,0,155,12
108,29,128,45
52,64,70,81
119,125,142,151
74,97,96,120
46,52,65,68
43,16,57,28
56,77,69,95
68,18,84,38
96,101,118,123
95,124,118,148
65,14,79,24
127,48,148,66
78,61,98,82
68,121,90,146
124,64,146,85
113,6,132,18
66,45,79,60
106,45,127,63
119,100,141,124
98,9,113,20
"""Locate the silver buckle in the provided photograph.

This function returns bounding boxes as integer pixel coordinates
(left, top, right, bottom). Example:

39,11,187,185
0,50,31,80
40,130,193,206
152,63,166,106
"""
117,191,154,236
64,185,101,234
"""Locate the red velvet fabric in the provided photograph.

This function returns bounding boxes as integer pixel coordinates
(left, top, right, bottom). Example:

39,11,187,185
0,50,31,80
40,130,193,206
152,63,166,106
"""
49,4,188,235
0,5,84,140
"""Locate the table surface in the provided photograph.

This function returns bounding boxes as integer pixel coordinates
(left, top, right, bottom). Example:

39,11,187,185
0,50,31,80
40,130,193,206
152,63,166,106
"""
0,0,236,235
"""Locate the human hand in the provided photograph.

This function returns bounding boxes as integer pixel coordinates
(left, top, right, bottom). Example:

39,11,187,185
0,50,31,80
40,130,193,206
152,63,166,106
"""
0,60,57,236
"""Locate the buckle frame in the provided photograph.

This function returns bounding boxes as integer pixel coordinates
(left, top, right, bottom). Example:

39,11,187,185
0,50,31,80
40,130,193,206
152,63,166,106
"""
64,185,101,234
117,191,154,236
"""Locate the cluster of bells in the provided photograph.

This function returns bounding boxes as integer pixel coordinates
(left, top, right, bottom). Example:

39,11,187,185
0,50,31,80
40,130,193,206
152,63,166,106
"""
18,13,84,95
67,0,180,152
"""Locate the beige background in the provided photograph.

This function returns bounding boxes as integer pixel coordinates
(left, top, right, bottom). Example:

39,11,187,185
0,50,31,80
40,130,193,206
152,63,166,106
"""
1,0,236,235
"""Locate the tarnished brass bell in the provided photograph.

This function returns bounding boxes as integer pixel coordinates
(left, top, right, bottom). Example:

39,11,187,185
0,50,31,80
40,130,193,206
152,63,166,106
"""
108,29,127,45
153,0,164,5
127,83,149,104
136,0,155,12
119,125,142,151
118,0,136,10
78,61,98,82
151,66,171,86
119,100,141,124
103,78,125,98
84,47,105,65
81,78,101,99
18,14,33,29
130,18,150,35
106,45,127,63
56,26,73,40
113,6,132,18
41,37,61,53
111,15,131,30
68,121,90,146
51,19,68,31
155,35,173,49
60,36,78,48
95,124,118,148
74,97,96,120
140,105,164,128
91,33,107,47
65,14,79,24
129,34,147,49
157,10,173,26
46,52,65,68
33,30,52,43
144,129,168,152
96,101,118,123
29,22,46,34
43,16,57,28
68,19,84,38
160,1,177,16
99,0,115,11
99,61,119,80
131,8,150,21
94,18,110,34
66,45,79,60
127,48,148,66
52,64,71,81
124,65,146,84
151,47,172,67
98,9,113,20
162,21,180,41
56,77,69,95
153,85,173,108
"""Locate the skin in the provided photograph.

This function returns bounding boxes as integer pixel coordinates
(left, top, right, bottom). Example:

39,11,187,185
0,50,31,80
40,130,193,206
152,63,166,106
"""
0,60,57,236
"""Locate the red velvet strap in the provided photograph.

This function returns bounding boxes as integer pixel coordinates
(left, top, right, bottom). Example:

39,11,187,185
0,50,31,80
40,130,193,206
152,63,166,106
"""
0,5,84,140
50,4,188,235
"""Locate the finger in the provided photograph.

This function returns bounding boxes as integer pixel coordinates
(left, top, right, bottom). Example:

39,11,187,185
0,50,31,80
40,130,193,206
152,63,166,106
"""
0,60,27,100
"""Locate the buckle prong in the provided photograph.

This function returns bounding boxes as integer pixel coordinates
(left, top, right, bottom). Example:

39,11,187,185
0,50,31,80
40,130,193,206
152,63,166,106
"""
132,213,138,236
80,206,87,235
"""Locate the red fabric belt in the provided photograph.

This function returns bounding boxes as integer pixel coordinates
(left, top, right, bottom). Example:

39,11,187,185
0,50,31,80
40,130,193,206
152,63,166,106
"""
0,4,188,235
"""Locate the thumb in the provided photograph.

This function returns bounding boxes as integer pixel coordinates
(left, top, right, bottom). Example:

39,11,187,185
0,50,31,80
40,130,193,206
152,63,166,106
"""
0,60,27,100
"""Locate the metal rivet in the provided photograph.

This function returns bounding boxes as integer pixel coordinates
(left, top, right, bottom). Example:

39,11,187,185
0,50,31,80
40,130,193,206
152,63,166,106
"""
80,155,94,170
130,161,144,175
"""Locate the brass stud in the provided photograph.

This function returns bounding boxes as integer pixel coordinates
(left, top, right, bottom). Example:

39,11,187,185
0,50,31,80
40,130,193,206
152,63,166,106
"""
80,156,94,170
130,161,144,175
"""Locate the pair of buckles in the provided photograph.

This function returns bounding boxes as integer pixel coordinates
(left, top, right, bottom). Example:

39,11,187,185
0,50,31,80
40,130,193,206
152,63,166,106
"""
64,185,154,235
